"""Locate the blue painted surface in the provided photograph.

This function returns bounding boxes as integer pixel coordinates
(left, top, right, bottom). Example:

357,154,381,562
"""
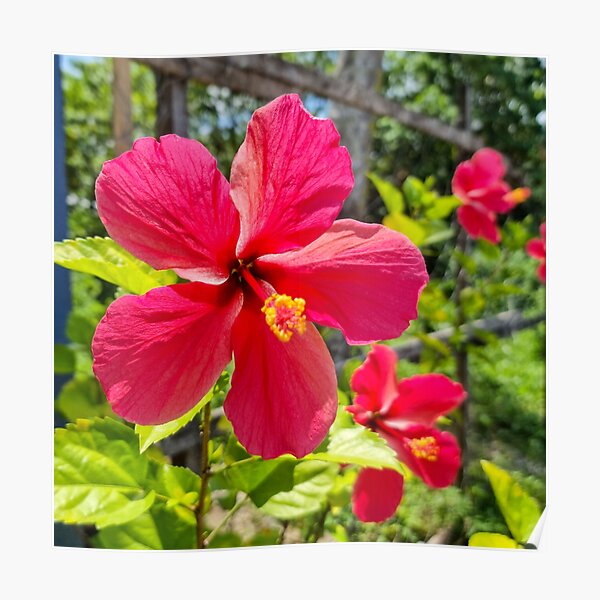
54,55,84,548
54,54,70,347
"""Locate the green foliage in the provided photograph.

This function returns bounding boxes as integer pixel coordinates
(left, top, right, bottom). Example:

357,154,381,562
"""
216,457,297,508
260,461,338,520
94,503,196,550
480,460,542,543
54,344,76,374
54,237,177,295
367,172,405,213
309,418,403,473
54,418,198,532
55,374,116,422
469,532,519,549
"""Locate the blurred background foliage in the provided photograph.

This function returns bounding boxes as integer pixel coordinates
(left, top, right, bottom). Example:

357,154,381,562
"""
56,50,545,547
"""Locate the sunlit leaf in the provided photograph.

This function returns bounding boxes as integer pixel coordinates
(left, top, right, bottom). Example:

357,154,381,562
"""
54,237,177,295
308,423,403,473
469,532,520,549
367,172,404,213
426,196,461,219
481,460,542,543
383,213,427,246
260,461,338,520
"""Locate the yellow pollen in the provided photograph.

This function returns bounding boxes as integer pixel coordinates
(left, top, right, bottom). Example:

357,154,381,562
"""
407,436,440,462
261,293,307,342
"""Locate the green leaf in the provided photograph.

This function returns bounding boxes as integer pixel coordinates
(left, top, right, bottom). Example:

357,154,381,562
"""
55,418,153,528
66,311,99,346
152,464,199,508
453,250,477,275
94,503,196,550
481,460,542,543
383,213,427,246
421,228,456,246
308,424,403,473
54,237,178,295
221,457,297,507
54,344,76,374
260,461,338,520
136,390,212,453
55,374,116,422
415,333,451,357
425,196,461,219
367,173,404,213
469,532,520,549
54,417,198,530
402,176,427,207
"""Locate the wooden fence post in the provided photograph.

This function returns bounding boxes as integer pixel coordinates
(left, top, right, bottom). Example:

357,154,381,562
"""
154,67,189,137
112,58,133,156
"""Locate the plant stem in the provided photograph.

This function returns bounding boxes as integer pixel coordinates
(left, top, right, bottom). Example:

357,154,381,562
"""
453,226,470,489
196,399,212,549
204,494,249,547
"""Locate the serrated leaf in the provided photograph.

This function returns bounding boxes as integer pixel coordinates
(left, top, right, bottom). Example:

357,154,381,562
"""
260,461,338,520
481,460,542,543
367,173,404,213
54,237,177,295
55,418,152,527
136,390,212,453
469,532,520,549
54,417,198,530
383,213,427,246
308,424,403,473
222,457,297,507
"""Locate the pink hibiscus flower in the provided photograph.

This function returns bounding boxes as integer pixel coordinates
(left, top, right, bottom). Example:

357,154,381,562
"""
346,344,466,522
526,222,546,283
452,148,530,244
91,94,429,460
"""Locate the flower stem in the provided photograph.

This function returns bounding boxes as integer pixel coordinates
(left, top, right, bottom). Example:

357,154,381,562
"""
196,398,212,549
204,494,249,547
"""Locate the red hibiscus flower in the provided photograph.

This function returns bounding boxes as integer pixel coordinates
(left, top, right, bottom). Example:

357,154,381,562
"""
526,222,546,283
347,344,466,522
452,148,530,245
91,94,429,460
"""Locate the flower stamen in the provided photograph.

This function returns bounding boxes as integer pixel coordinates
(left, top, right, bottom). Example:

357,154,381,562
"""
407,436,440,462
262,293,307,342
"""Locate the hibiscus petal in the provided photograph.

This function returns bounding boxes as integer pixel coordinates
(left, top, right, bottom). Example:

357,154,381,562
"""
457,204,500,244
349,344,399,413
95,135,239,284
538,262,546,284
352,468,404,523
385,374,466,426
470,148,506,185
526,238,545,260
256,220,428,345
382,424,461,488
466,181,514,213
230,94,353,259
224,294,338,459
92,282,243,424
